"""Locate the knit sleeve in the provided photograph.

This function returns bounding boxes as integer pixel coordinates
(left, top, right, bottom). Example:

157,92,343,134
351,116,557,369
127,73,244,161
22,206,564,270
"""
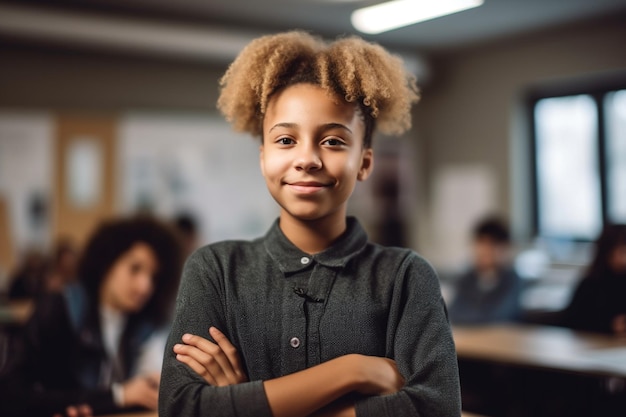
355,252,462,417
158,247,273,417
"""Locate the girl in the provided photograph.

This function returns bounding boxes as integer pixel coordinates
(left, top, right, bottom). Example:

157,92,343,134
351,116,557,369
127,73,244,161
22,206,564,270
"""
160,31,461,417
0,215,183,416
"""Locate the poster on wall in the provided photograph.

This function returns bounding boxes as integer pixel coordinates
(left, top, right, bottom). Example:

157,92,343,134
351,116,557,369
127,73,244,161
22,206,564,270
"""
431,164,497,269
0,112,54,285
66,137,103,209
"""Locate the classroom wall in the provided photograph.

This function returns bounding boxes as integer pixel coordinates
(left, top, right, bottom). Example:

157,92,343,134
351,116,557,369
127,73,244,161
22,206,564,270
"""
1,11,625,273
0,42,225,111
0,42,228,277
414,13,626,268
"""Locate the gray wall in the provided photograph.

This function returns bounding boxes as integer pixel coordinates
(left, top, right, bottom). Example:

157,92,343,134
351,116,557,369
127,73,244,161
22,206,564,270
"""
0,43,225,111
413,13,626,267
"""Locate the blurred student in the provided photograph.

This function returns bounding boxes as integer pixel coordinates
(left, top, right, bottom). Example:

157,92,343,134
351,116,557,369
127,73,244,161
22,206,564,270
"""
7,238,78,301
7,247,49,300
448,216,522,325
0,215,183,417
173,212,201,259
562,223,626,335
44,237,79,294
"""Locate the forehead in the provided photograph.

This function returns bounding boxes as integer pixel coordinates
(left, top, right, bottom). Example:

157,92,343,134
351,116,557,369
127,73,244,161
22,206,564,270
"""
120,242,157,264
263,83,360,127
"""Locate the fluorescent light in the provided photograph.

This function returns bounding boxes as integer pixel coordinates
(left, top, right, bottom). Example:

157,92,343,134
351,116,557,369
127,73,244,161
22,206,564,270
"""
351,0,483,34
0,4,259,62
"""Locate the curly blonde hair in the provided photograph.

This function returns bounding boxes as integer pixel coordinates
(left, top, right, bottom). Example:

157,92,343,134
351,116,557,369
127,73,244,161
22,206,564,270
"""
217,31,420,146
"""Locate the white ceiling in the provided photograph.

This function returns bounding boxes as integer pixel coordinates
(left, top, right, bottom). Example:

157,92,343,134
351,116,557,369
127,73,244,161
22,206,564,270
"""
1,0,626,59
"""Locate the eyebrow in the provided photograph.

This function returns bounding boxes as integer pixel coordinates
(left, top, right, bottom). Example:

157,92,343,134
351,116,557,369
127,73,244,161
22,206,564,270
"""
268,122,353,134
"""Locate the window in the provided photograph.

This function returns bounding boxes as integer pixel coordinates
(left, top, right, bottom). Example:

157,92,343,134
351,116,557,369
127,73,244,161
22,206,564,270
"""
530,83,626,241
605,90,626,223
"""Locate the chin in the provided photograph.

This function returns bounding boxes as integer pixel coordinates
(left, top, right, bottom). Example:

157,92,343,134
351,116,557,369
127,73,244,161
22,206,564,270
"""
123,301,148,314
281,202,332,219
284,209,326,221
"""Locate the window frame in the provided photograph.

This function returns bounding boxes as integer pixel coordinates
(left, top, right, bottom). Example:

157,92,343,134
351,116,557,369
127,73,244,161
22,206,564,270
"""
526,76,626,242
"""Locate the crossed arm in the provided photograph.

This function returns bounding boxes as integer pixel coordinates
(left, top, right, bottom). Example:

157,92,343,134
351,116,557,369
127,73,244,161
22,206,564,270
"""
173,327,405,417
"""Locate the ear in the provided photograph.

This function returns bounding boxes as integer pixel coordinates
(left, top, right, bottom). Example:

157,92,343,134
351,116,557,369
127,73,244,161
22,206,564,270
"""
357,148,374,181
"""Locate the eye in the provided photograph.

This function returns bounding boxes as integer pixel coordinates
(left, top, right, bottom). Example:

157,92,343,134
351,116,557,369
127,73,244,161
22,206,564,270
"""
322,137,345,147
276,137,295,145
129,262,142,275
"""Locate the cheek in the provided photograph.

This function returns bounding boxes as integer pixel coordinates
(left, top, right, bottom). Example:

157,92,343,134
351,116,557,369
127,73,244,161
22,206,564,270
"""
104,266,125,292
330,154,359,178
261,154,286,180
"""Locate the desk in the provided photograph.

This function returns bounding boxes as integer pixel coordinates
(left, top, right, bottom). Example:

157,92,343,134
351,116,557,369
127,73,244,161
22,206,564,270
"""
454,324,626,416
453,324,626,378
0,299,33,326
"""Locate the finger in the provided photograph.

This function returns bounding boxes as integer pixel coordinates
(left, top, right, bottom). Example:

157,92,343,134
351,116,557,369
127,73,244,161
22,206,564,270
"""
181,334,238,381
175,353,218,385
209,327,247,382
174,342,226,380
137,381,159,410
65,406,78,417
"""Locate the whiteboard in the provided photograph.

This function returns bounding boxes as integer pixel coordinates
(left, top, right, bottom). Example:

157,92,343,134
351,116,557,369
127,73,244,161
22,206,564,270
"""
117,112,279,245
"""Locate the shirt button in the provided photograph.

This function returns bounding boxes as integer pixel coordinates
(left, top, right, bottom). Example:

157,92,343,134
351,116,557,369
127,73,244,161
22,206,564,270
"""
300,257,310,265
289,337,301,348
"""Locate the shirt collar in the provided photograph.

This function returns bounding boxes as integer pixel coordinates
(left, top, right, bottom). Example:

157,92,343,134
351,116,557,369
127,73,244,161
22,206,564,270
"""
263,216,368,274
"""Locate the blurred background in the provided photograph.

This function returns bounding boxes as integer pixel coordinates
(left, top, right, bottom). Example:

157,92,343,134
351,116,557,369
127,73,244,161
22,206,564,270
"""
0,0,625,317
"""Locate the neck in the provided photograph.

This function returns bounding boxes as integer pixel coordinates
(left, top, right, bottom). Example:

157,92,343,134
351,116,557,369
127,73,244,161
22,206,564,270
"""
279,212,347,255
99,292,121,315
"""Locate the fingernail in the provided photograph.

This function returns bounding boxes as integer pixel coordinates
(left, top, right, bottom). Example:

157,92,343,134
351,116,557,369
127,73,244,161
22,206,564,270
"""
182,334,191,342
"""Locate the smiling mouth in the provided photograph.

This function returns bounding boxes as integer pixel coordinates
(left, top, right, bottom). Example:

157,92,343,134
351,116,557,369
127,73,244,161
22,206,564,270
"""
287,181,332,194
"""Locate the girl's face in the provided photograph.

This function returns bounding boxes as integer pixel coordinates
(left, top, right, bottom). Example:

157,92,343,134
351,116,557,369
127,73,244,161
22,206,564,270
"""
473,237,508,272
100,242,158,313
260,83,373,225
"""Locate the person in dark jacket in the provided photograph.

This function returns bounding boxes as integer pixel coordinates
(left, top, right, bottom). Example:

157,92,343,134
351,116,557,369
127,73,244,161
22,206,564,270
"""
562,223,626,335
448,215,523,325
0,215,183,417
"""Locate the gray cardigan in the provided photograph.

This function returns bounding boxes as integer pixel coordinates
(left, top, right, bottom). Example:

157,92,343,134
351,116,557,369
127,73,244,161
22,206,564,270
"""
159,217,461,417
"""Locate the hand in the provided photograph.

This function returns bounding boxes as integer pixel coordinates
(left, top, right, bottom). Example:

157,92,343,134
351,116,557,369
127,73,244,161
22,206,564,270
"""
173,327,248,386
612,314,626,336
52,404,93,417
349,354,405,396
122,371,160,410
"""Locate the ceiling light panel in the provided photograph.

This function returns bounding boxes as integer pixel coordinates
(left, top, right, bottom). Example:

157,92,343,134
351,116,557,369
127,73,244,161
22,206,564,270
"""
352,0,484,34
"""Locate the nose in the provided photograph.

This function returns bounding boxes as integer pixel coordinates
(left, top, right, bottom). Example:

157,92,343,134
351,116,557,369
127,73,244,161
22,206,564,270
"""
135,272,155,298
294,143,322,171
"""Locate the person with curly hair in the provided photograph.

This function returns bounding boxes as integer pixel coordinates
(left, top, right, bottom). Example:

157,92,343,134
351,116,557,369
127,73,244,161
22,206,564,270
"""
0,215,184,417
160,31,461,417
